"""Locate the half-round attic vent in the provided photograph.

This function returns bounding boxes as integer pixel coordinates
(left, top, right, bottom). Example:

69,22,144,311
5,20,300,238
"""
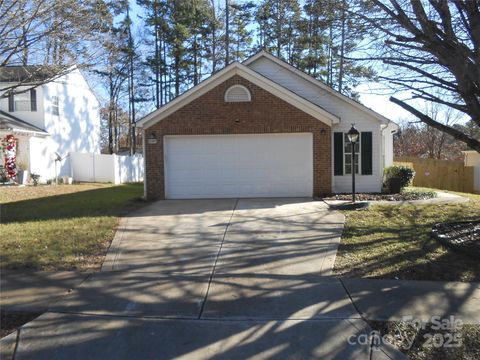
224,85,251,102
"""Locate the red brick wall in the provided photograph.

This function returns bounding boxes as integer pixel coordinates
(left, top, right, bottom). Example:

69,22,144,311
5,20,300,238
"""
144,75,332,200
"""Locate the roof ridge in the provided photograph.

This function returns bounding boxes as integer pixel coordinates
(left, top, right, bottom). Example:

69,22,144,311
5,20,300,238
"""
244,50,396,126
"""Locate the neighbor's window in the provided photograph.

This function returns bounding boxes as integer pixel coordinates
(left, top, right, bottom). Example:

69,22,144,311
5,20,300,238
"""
52,96,59,115
344,133,360,175
14,92,30,111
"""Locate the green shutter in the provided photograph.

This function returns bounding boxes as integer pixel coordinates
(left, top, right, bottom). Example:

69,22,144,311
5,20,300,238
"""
8,93,14,112
361,132,372,175
334,132,343,176
30,89,37,111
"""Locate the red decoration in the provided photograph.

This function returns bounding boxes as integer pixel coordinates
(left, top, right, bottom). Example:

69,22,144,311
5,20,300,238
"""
2,134,17,180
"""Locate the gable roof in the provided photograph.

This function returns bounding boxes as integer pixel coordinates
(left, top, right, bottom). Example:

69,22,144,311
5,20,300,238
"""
0,110,48,135
0,66,60,83
244,51,396,127
137,62,340,129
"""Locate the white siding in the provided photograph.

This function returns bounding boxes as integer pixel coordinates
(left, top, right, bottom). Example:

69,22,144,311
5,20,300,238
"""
383,122,396,167
40,68,101,180
15,134,30,167
248,57,386,193
464,152,480,192
0,84,45,129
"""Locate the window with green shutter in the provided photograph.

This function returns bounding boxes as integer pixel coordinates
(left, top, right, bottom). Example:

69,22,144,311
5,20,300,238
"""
361,132,372,175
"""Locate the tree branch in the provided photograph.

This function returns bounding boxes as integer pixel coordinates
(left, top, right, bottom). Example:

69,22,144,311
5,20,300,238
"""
390,96,480,151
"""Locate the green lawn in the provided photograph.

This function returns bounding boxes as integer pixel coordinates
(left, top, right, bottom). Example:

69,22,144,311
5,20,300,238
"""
0,183,144,270
333,190,480,282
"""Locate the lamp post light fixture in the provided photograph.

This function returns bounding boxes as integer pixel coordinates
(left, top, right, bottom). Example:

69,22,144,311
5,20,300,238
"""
347,124,360,203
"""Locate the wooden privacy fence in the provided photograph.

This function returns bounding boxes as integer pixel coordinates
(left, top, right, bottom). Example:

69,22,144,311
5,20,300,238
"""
393,157,474,193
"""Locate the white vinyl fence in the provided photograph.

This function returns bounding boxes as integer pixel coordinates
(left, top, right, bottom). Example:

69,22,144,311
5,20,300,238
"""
70,152,144,184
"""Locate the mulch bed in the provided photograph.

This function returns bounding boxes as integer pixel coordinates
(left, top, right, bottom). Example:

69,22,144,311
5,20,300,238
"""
0,311,42,338
324,191,436,202
432,220,480,258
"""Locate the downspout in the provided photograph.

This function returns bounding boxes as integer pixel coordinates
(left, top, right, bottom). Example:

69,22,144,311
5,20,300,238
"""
142,127,147,200
380,120,398,168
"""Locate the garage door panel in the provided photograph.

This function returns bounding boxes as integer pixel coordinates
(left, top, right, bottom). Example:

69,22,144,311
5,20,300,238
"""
164,134,313,199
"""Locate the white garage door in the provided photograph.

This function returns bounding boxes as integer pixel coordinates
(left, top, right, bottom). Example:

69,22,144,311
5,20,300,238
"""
164,133,313,199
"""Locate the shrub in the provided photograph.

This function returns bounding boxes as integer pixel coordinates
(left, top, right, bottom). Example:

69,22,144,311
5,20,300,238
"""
400,188,437,200
383,165,415,193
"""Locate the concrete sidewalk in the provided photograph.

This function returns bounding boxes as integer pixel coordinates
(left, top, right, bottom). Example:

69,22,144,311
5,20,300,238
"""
2,271,477,324
341,278,480,324
2,272,479,359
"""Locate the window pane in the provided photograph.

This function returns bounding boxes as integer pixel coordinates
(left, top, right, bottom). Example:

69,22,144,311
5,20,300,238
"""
14,92,30,111
345,154,358,165
16,92,29,101
345,154,351,165
15,101,30,111
52,96,59,115
344,131,361,176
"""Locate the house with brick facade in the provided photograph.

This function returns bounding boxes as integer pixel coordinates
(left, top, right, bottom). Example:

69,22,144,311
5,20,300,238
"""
138,51,398,200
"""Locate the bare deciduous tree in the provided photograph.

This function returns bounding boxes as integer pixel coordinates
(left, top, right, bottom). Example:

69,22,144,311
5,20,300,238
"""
395,103,464,160
0,0,111,95
353,0,480,152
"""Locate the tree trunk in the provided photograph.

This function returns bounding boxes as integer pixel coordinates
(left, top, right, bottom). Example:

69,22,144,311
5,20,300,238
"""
126,6,136,156
193,36,199,85
225,0,230,65
338,0,346,93
154,2,160,109
174,51,180,97
210,0,217,73
327,26,333,86
163,39,168,104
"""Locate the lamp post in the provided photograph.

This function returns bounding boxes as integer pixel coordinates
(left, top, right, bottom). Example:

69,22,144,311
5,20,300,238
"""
347,124,359,203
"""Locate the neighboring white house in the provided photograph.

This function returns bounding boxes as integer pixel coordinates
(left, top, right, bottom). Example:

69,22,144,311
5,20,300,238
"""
463,150,480,193
0,66,101,182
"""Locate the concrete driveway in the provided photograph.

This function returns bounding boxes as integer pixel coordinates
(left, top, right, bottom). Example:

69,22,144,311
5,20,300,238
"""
102,198,343,275
6,199,406,359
